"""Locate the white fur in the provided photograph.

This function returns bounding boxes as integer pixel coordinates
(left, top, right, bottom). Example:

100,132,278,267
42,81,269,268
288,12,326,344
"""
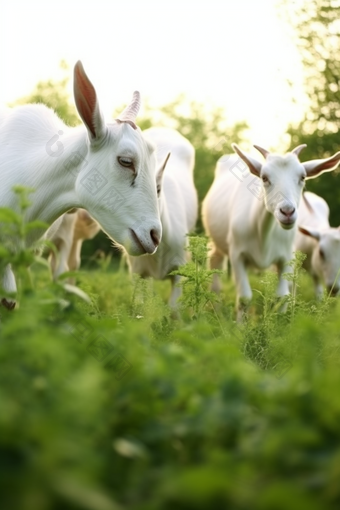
127,127,198,308
0,61,162,306
202,146,340,320
295,191,340,297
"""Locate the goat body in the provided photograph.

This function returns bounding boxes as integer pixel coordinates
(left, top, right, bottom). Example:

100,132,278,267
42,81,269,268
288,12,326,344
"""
127,127,198,308
202,146,340,320
295,191,340,297
0,61,163,308
49,209,100,279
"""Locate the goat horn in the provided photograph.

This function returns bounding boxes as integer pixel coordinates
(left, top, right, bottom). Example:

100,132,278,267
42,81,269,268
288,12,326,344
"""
291,144,307,157
115,91,141,130
254,145,270,159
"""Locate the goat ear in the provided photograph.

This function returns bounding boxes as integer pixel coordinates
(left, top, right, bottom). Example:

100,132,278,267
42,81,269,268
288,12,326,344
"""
156,152,170,194
298,225,320,241
303,151,340,179
232,143,262,177
73,61,106,142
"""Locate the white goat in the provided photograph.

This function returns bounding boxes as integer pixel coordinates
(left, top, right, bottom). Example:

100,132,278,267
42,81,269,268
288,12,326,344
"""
295,191,340,297
202,145,340,320
0,61,164,309
49,209,100,279
127,127,198,309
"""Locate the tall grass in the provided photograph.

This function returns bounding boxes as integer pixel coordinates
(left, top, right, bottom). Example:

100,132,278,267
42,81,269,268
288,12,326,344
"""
1,209,340,509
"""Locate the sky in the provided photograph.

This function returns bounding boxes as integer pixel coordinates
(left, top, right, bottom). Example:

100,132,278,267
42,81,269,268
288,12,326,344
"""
0,0,307,151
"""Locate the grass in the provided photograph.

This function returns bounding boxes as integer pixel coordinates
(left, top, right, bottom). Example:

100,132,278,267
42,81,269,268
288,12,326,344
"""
1,216,340,509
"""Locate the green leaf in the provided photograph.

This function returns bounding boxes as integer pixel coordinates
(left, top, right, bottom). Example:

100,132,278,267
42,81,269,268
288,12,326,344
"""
24,220,50,233
0,208,21,224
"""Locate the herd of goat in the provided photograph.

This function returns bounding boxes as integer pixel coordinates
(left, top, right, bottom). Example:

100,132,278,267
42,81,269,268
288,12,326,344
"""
1,61,340,319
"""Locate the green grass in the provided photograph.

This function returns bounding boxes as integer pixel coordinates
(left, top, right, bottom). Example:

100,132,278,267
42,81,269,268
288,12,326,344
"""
1,228,340,509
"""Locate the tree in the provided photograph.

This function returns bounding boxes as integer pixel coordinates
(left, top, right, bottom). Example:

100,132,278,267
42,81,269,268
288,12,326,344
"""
281,0,340,224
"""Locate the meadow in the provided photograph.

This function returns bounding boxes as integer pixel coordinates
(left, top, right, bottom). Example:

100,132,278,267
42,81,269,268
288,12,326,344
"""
1,1,340,507
1,201,340,510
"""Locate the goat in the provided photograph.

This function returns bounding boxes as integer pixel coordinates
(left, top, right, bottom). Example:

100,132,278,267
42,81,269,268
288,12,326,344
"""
202,145,340,320
0,61,164,309
295,191,340,297
49,209,100,279
127,127,198,309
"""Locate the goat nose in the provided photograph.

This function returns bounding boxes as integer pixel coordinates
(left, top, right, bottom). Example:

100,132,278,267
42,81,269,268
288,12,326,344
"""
280,206,295,217
150,228,160,248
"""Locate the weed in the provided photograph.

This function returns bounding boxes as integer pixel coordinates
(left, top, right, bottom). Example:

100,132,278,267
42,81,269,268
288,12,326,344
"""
171,235,222,319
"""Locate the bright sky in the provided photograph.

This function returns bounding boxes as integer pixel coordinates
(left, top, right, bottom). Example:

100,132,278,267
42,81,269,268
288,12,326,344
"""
0,0,306,151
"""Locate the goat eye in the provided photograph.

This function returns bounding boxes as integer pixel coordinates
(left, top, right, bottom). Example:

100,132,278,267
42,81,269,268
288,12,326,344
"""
262,175,269,183
319,248,325,260
157,185,161,196
118,156,134,169
300,175,306,183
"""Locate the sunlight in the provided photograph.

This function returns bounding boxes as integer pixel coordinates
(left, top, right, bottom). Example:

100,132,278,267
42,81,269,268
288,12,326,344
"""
1,0,306,149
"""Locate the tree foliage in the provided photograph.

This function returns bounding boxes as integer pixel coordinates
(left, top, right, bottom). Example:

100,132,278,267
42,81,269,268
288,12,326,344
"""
282,0,340,225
